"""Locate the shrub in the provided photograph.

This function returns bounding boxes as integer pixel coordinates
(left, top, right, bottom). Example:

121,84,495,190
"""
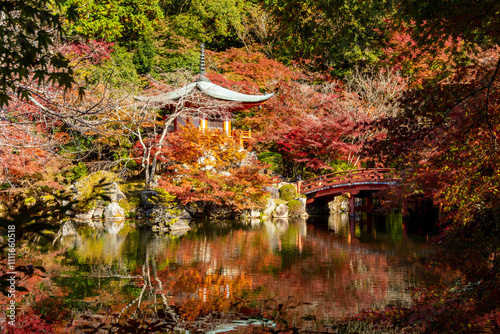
279,184,297,201
258,151,283,174
65,162,88,181
288,199,302,217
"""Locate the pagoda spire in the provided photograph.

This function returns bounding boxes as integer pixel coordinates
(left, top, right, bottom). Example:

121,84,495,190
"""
198,43,209,82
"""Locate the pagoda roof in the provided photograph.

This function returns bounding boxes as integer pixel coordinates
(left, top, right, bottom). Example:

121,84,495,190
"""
135,43,274,109
136,80,274,105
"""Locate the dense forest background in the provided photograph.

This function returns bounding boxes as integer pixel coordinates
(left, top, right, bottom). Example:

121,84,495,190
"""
1,0,500,332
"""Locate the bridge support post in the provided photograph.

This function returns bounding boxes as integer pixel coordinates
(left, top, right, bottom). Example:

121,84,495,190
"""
349,193,355,216
366,195,373,214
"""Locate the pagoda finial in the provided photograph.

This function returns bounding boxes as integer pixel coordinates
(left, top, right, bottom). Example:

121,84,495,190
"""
198,43,209,82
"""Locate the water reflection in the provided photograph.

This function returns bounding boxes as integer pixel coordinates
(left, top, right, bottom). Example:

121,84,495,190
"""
43,213,449,331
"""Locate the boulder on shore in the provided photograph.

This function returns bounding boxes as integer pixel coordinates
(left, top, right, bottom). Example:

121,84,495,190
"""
263,198,277,218
140,190,158,210
242,209,261,219
169,219,191,231
273,204,289,218
104,202,125,221
263,186,280,199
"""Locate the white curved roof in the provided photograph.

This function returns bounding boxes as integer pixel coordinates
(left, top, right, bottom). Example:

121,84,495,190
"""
136,81,274,105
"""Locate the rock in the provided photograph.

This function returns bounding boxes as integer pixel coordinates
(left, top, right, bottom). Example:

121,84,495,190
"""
61,221,77,237
105,182,126,202
341,200,349,212
273,204,289,218
103,202,125,221
263,186,280,199
184,202,234,219
263,198,277,217
279,184,298,201
328,196,349,213
74,211,94,222
207,205,235,219
183,201,205,218
68,185,78,196
73,171,120,199
297,197,306,209
150,205,192,222
140,190,158,210
168,219,191,231
242,209,261,219
297,197,308,217
92,206,104,219
250,209,261,218
166,206,191,219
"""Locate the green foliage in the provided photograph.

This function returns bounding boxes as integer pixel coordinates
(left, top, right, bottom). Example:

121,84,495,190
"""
65,162,88,181
273,198,288,206
327,160,356,173
258,152,283,174
60,0,163,42
156,47,199,72
161,0,254,49
0,0,76,106
279,184,297,202
82,45,144,89
149,188,181,225
133,34,156,74
266,0,393,76
152,188,177,206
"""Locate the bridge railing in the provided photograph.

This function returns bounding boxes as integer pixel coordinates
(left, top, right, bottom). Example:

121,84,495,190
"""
299,168,395,194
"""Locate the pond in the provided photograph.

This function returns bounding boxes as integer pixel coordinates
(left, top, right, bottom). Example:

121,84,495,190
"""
20,212,451,332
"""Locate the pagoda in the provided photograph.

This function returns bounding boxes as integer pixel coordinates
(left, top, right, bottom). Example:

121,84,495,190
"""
136,44,274,142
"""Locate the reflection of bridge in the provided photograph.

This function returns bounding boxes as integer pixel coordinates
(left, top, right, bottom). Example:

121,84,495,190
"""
297,169,400,215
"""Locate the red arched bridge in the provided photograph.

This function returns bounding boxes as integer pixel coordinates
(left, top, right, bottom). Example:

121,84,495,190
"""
297,168,400,215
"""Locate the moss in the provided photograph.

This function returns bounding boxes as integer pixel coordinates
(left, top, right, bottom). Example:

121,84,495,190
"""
279,184,297,202
74,171,121,200
114,180,146,215
65,162,88,181
273,198,288,206
24,197,36,206
288,199,302,217
119,195,141,214
72,171,122,211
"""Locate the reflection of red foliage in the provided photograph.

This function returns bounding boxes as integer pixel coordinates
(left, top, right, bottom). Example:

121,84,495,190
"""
4,314,53,333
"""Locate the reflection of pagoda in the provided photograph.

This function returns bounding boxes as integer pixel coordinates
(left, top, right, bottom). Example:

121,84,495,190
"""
138,44,274,143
